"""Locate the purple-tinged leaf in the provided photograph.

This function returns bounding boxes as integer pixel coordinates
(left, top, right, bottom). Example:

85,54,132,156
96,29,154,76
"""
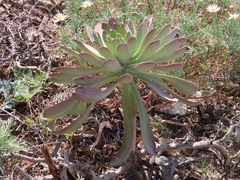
114,23,127,36
128,71,201,106
160,28,179,46
155,23,172,40
86,26,98,42
134,29,157,58
168,92,202,106
102,23,111,32
43,97,85,118
52,67,100,75
94,23,103,36
147,37,187,61
153,62,186,73
108,29,117,38
147,17,154,32
50,67,101,83
136,17,148,50
127,18,136,36
73,83,117,103
141,28,156,48
133,61,156,72
127,70,178,102
79,52,102,67
92,41,102,51
94,23,106,46
117,43,131,64
155,46,190,63
136,40,160,61
69,102,87,115
99,47,113,59
144,80,178,102
111,83,136,167
74,74,116,86
48,103,94,135
108,18,118,29
124,31,132,42
118,74,134,84
73,39,104,59
151,73,199,95
60,46,81,59
105,38,121,57
130,82,156,156
127,37,138,57
102,58,123,72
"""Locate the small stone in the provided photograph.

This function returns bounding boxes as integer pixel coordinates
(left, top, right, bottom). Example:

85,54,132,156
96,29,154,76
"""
202,113,210,120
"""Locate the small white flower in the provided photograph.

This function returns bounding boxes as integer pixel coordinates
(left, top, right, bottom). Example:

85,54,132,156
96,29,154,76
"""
195,91,202,98
81,0,93,8
228,13,239,20
53,13,66,23
206,4,221,13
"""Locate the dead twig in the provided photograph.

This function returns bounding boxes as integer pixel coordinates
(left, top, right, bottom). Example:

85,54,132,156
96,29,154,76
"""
41,145,60,180
3,153,45,163
11,165,33,180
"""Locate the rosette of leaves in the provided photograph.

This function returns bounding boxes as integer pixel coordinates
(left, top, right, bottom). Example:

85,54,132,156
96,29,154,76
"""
43,17,200,166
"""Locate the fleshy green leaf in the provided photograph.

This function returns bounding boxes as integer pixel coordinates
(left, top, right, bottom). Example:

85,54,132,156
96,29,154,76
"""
127,37,138,57
48,103,94,135
102,58,123,72
73,39,104,59
69,102,87,115
108,18,118,29
136,40,160,61
147,37,187,62
155,46,190,63
127,70,178,102
102,23,111,32
79,52,102,67
99,47,114,59
60,46,81,59
150,73,199,95
147,17,153,32
127,18,136,36
152,62,186,73
114,23,127,37
116,43,131,64
132,61,156,72
130,82,156,155
92,41,102,51
155,23,172,40
105,39,121,58
50,67,101,84
118,74,134,84
73,83,117,103
43,97,85,118
128,70,201,106
111,83,136,167
141,78,178,102
86,26,99,42
134,28,157,57
135,17,148,51
74,74,117,86
160,28,179,46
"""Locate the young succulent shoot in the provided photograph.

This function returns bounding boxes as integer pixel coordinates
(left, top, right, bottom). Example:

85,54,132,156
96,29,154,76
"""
43,17,201,167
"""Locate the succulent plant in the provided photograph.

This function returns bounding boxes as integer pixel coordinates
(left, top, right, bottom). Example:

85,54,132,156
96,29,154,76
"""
43,17,201,167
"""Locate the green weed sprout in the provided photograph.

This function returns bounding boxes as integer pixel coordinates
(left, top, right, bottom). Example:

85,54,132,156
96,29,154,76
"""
43,17,201,166
0,118,28,155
